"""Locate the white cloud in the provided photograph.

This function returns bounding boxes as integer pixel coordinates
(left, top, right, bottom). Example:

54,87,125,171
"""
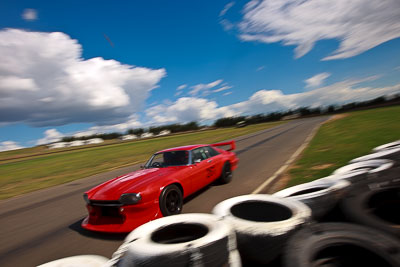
220,2,235,16
0,141,24,152
213,86,233,93
145,97,235,124
0,29,166,127
239,0,400,60
0,76,38,93
305,72,331,88
219,2,236,31
145,78,400,124
256,66,265,71
175,91,183,97
229,78,400,115
220,19,235,31
223,92,233,96
189,79,223,96
74,114,143,137
22,9,38,21
177,84,187,90
207,79,223,88
36,129,64,145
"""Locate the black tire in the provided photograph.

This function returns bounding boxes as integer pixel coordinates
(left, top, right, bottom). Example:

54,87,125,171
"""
274,178,350,220
109,213,238,267
340,184,400,238
219,162,232,184
159,184,183,216
284,222,400,267
212,194,311,264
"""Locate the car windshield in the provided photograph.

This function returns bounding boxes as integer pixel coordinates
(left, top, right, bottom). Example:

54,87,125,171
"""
145,150,189,168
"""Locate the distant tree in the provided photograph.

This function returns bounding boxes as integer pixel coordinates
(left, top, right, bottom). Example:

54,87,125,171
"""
327,105,335,113
181,121,199,131
214,116,246,127
310,107,321,115
94,132,123,140
127,128,145,136
368,96,385,105
61,136,75,142
149,126,162,135
298,107,311,116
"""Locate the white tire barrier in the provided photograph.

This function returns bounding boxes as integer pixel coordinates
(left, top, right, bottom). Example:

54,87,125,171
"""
212,194,311,264
326,170,369,183
373,140,400,152
333,159,394,175
350,148,400,164
107,213,239,267
274,179,350,219
333,159,396,183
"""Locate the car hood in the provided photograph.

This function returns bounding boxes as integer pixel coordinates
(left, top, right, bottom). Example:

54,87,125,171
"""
86,167,183,200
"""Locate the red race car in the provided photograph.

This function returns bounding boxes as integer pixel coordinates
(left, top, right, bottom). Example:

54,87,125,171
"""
81,141,239,233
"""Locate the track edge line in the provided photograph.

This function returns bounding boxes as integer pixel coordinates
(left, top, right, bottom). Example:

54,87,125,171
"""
251,119,324,194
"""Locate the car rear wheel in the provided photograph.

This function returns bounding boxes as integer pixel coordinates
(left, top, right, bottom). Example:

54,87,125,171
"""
159,184,183,216
219,162,232,184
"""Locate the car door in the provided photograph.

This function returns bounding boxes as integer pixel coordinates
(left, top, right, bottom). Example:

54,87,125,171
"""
189,147,215,192
203,146,223,180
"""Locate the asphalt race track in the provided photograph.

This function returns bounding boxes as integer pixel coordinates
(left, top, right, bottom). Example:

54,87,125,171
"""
0,117,327,267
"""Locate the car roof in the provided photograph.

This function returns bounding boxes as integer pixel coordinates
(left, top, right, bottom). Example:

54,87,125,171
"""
157,144,207,153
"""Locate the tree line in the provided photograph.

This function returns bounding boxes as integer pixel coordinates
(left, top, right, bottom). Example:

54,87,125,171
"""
61,94,400,142
214,94,400,127
61,122,200,142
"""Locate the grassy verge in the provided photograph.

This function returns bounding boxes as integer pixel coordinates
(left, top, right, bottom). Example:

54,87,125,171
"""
0,121,284,200
287,105,400,187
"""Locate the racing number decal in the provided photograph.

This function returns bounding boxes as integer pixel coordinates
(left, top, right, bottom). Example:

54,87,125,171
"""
206,166,216,178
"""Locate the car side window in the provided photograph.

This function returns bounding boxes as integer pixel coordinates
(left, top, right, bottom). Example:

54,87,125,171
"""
148,153,164,168
204,146,220,157
191,147,209,163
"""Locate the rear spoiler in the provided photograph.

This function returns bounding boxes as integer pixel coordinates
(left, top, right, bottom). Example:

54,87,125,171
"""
211,140,236,151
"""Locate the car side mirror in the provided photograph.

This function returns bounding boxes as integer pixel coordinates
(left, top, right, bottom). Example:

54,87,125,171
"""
140,165,144,169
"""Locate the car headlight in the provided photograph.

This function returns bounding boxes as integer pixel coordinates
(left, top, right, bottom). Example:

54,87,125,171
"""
83,193,90,204
119,193,142,205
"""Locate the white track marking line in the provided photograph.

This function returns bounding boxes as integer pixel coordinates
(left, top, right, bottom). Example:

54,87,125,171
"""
251,121,323,194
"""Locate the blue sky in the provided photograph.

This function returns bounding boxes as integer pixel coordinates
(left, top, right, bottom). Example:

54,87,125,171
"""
0,0,400,150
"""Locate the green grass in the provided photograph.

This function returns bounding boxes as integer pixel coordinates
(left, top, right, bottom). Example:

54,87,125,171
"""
0,121,284,200
287,105,400,187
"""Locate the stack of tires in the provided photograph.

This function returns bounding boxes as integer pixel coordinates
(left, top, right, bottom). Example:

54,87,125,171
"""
274,140,400,267
103,195,313,267
40,140,400,267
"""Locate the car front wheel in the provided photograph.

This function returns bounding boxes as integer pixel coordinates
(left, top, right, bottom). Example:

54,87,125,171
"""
159,184,183,216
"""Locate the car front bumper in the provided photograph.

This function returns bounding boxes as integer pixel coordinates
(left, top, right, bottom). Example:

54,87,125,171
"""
81,200,162,233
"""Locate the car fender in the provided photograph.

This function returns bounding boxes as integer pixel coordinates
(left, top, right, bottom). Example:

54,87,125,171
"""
158,180,184,198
